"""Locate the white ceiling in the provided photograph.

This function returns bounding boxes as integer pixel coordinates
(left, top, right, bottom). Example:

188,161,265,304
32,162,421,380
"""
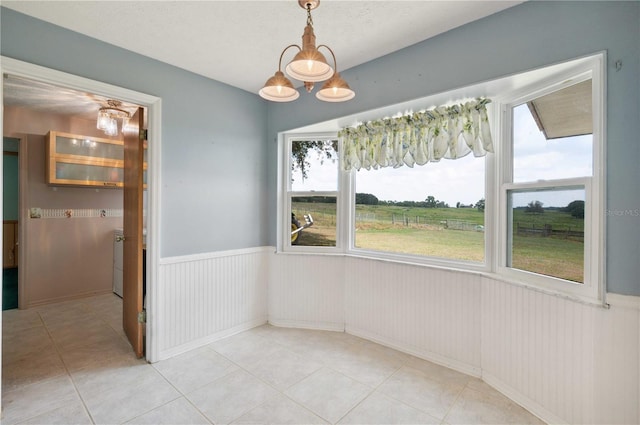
2,0,522,97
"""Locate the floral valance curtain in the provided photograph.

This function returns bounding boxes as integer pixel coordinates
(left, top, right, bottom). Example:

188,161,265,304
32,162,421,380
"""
339,98,493,171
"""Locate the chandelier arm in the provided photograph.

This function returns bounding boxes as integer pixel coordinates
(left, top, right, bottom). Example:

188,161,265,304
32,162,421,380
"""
101,100,131,118
317,44,338,75
278,44,302,71
99,107,130,119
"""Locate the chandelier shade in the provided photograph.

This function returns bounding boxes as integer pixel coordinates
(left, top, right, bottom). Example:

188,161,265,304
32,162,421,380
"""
259,0,354,103
316,72,355,102
259,71,300,102
284,24,334,82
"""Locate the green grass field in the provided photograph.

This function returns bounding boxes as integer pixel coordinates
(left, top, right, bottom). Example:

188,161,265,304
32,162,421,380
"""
292,202,585,282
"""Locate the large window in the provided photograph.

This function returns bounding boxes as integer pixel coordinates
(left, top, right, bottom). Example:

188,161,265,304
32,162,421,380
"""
279,54,604,302
354,154,485,263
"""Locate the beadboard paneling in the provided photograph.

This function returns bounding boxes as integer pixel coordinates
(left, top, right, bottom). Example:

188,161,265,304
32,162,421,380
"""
268,253,345,330
153,249,639,424
345,257,482,376
482,277,640,425
156,247,269,360
592,296,640,425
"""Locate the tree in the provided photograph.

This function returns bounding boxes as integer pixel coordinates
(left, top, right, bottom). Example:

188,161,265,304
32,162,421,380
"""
525,200,544,214
564,200,585,219
291,140,338,182
425,196,437,208
474,198,485,212
355,193,379,205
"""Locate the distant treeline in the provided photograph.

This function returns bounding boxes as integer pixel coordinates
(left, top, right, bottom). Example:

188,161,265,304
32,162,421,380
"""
295,193,453,209
293,196,336,204
295,194,583,218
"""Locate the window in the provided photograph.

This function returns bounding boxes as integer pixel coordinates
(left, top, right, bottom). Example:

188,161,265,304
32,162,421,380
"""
284,137,339,249
354,154,485,263
278,54,604,301
498,67,603,300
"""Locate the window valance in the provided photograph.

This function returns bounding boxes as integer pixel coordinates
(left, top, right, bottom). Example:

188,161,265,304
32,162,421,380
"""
339,98,493,171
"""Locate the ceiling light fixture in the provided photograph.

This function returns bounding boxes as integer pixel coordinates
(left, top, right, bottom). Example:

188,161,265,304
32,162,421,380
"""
259,0,355,103
97,99,130,136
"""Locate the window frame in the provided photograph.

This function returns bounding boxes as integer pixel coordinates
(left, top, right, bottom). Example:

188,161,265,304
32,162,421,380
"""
278,133,344,254
276,53,606,304
345,150,493,272
493,61,605,303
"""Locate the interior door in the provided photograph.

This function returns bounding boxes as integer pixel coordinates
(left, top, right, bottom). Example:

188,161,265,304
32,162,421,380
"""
123,107,145,358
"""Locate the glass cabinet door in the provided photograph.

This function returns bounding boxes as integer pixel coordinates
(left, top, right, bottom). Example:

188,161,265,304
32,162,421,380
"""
54,135,123,160
55,161,124,187
46,131,147,189
46,131,124,188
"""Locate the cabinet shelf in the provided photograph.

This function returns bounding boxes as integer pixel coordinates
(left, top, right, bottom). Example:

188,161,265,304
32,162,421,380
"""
46,131,146,188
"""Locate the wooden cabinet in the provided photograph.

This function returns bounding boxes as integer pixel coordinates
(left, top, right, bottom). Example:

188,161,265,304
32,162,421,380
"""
45,131,147,188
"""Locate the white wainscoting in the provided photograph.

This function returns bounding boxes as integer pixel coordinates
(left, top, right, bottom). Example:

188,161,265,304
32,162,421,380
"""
481,277,595,424
155,247,269,360
344,257,482,377
592,293,640,425
481,277,639,425
269,254,639,424
268,253,345,331
153,249,639,424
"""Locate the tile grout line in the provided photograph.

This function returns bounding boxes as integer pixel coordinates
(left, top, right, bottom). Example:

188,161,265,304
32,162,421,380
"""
78,295,189,425
275,367,335,424
147,361,215,425
209,340,314,423
439,378,472,425
322,351,403,424
36,309,97,425
352,363,453,424
207,338,334,424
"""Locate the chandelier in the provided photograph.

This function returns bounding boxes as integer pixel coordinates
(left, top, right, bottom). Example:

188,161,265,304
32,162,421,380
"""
97,100,130,136
259,0,355,103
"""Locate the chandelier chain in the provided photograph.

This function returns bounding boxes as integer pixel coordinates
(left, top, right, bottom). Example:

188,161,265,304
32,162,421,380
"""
306,4,313,26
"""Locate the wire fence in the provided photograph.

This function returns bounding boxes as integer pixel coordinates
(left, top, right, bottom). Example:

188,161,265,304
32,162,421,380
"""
296,208,583,239
515,223,584,239
355,212,483,231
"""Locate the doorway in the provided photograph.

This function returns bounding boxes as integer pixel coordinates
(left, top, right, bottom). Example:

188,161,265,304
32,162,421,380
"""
3,138,19,310
0,56,161,362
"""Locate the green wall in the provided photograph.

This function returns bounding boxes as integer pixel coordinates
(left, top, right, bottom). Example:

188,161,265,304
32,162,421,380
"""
3,138,19,221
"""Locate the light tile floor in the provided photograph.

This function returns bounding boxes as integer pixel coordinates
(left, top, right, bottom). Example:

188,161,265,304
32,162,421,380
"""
2,294,545,424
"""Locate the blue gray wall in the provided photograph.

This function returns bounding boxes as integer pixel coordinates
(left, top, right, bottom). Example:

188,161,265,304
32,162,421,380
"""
2,3,638,295
1,7,269,257
266,1,640,296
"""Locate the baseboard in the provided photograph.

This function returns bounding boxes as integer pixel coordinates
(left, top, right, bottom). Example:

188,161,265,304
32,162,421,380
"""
345,325,482,378
155,317,267,362
482,372,567,425
268,318,345,333
26,289,114,308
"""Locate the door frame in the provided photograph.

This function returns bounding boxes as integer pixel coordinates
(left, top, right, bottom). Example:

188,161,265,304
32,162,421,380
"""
0,56,163,362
